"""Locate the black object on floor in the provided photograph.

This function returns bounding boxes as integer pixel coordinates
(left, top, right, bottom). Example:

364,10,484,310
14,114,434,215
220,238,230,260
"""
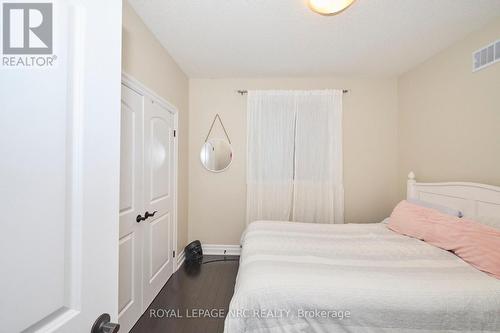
130,255,239,333
185,240,203,264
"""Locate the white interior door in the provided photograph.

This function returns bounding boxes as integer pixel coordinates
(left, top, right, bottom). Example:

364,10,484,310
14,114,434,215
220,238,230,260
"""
118,84,144,332
142,98,175,308
0,0,122,332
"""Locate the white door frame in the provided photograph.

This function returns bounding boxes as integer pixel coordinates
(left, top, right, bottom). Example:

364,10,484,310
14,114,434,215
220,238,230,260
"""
121,72,179,275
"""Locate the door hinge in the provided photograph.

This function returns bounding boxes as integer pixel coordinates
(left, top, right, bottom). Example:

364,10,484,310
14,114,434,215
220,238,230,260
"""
173,129,176,138
173,250,176,258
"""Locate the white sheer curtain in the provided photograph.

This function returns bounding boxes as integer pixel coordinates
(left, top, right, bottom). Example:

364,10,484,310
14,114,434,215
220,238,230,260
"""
246,91,296,223
246,90,343,225
292,90,344,224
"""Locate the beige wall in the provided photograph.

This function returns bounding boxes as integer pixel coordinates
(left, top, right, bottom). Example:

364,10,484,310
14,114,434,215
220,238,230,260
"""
122,1,189,253
189,78,399,245
398,18,500,195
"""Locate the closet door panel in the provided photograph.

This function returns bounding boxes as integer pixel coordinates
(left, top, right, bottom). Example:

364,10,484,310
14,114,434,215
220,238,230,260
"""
118,234,134,312
118,83,144,333
120,91,137,213
143,98,175,308
150,212,172,278
149,117,171,201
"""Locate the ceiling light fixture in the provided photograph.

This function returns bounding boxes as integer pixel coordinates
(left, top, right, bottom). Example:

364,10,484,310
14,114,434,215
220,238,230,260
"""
308,0,356,15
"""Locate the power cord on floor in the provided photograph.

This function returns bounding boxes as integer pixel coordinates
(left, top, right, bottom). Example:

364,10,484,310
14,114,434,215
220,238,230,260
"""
202,257,239,265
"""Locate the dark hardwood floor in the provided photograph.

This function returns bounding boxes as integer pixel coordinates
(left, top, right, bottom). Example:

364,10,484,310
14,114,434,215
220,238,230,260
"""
130,255,239,333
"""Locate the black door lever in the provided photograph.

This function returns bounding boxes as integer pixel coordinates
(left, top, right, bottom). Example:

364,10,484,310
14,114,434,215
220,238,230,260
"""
145,211,158,219
136,214,147,223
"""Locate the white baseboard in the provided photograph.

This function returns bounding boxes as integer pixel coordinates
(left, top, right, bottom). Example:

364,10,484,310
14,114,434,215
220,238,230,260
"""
176,249,185,270
202,244,241,256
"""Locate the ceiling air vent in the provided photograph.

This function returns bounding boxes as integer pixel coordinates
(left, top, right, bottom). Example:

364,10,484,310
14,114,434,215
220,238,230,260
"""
472,39,500,72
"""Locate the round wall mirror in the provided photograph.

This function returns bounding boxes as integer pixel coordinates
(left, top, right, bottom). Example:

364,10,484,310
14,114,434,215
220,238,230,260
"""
200,139,233,172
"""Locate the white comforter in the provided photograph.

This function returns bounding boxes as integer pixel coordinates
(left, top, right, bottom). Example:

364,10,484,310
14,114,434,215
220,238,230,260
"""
224,221,500,333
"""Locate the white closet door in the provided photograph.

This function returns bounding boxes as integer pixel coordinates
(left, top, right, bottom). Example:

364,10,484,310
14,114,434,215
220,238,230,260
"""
142,98,175,308
118,84,144,332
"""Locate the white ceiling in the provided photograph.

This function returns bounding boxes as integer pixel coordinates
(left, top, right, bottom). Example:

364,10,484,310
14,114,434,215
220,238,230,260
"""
128,0,500,78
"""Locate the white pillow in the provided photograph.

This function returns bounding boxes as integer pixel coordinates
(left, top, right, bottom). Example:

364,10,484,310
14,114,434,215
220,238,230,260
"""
407,198,463,218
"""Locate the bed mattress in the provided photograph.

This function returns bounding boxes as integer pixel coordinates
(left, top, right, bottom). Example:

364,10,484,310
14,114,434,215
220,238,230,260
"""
224,221,500,332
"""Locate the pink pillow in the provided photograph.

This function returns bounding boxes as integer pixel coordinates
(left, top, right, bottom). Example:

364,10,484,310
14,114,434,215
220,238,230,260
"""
388,200,500,279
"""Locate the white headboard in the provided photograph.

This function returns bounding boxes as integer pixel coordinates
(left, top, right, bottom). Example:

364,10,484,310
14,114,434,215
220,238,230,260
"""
407,172,500,222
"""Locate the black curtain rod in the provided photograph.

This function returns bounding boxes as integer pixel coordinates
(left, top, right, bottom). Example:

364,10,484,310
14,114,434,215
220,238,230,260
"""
237,89,349,95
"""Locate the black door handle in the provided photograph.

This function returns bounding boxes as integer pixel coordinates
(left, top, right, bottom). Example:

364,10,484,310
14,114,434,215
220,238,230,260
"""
91,313,120,333
136,214,146,223
145,211,157,219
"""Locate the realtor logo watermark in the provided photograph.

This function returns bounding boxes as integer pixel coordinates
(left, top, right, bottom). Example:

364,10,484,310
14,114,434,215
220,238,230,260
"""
2,1,56,67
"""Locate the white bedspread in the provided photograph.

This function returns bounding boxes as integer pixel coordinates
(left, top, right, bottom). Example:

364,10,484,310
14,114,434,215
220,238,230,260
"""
224,221,500,333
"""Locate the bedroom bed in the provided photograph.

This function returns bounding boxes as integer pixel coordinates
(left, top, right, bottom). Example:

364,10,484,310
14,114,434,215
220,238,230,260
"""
224,173,500,332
